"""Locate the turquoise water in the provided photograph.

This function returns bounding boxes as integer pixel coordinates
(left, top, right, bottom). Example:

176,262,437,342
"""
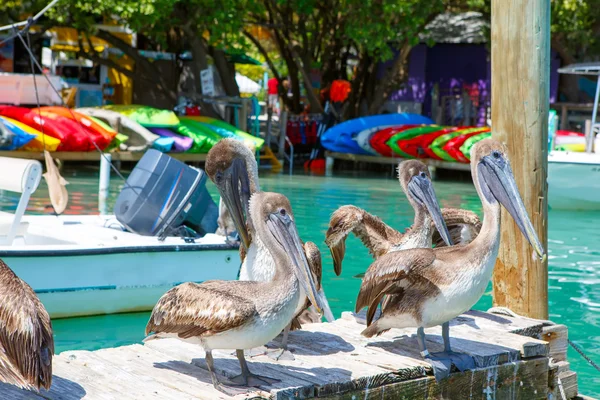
1,167,598,397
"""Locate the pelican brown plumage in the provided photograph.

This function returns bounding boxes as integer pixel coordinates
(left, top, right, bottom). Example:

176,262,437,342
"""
205,139,334,360
145,191,324,395
325,159,481,276
355,139,546,381
0,259,54,391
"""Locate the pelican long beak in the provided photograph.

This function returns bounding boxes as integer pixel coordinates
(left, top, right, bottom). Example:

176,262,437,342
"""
220,158,251,249
479,155,546,260
408,174,453,246
267,212,323,315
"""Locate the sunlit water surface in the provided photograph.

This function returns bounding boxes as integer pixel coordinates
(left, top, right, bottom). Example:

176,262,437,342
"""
1,166,598,396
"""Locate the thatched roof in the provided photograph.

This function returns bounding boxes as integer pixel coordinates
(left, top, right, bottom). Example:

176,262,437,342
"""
421,12,489,44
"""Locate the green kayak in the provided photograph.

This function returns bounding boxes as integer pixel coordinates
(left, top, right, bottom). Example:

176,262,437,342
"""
429,127,489,161
176,119,222,153
103,105,180,128
460,132,492,161
387,125,443,158
185,116,264,150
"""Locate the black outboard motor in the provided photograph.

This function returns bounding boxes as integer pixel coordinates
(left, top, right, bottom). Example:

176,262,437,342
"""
115,149,218,239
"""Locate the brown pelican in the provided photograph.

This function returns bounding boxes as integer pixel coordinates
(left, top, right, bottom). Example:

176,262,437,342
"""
325,159,479,276
0,259,54,391
355,139,545,380
205,139,334,360
145,191,323,395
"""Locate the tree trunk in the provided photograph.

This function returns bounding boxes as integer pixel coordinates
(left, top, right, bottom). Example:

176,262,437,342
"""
187,34,209,95
368,44,412,115
344,54,372,119
211,48,240,97
290,45,323,113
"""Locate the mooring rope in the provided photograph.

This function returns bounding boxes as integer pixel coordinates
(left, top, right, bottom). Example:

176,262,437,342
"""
568,339,600,372
488,307,600,373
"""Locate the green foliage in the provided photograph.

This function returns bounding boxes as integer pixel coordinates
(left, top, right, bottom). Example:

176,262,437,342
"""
551,0,600,59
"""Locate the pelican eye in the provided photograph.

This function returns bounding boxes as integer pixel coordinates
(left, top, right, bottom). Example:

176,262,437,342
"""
279,209,287,216
492,151,501,159
215,172,223,184
419,171,427,178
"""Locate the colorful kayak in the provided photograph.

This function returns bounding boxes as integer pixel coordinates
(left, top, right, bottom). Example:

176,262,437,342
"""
149,128,193,152
21,110,97,151
355,125,395,155
396,127,459,159
41,106,116,149
321,114,433,155
176,119,221,153
460,132,492,161
184,116,264,150
0,115,61,151
0,116,36,150
0,105,31,121
553,130,586,152
153,137,175,152
103,105,180,128
370,125,421,157
388,125,444,158
443,128,491,163
429,127,490,161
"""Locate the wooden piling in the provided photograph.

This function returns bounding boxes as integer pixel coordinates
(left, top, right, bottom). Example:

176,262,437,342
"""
490,0,550,319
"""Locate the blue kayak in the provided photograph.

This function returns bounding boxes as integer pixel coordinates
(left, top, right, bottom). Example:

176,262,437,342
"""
0,116,36,150
321,113,434,155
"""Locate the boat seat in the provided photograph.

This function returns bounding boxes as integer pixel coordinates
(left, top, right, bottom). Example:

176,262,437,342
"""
0,157,42,245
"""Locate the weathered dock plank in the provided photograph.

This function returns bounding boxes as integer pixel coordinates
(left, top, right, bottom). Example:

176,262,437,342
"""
0,311,579,399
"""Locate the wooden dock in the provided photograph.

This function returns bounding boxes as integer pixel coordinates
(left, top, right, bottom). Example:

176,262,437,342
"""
0,309,581,399
0,151,208,163
324,151,472,173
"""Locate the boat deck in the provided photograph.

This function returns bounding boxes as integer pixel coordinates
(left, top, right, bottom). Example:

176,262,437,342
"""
0,309,580,399
0,214,235,252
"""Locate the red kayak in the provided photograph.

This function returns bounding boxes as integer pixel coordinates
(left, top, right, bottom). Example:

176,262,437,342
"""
401,127,460,160
369,125,420,157
0,105,31,122
22,110,97,151
443,128,490,163
41,107,115,149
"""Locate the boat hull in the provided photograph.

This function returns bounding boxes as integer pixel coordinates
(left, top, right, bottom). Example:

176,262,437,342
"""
2,246,240,319
548,151,600,210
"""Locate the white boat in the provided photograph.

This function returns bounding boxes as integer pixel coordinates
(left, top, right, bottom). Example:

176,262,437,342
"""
0,156,240,319
548,150,600,210
548,63,600,210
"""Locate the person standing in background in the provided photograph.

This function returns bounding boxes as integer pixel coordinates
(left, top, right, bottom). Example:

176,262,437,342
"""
267,77,279,114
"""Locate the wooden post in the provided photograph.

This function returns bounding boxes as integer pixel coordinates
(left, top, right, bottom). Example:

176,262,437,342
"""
491,0,550,319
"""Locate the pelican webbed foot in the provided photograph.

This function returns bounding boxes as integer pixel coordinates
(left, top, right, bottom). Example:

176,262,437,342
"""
243,345,269,358
266,348,295,361
229,372,281,387
416,324,475,382
205,350,252,396
265,323,296,361
231,349,281,387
